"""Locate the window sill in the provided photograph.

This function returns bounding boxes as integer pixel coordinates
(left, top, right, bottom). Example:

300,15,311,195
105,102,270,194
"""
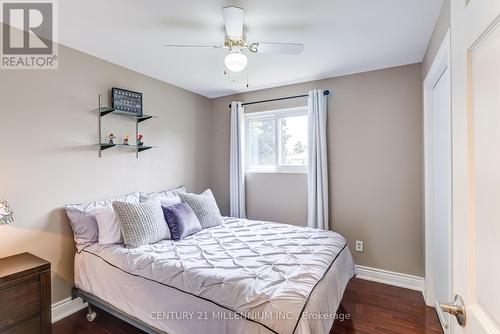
246,168,308,174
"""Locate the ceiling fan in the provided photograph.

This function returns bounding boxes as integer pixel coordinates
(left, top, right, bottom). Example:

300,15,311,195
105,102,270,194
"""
164,6,304,73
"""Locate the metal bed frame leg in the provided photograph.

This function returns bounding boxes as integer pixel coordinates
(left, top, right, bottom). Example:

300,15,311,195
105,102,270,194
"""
86,304,97,322
73,287,159,333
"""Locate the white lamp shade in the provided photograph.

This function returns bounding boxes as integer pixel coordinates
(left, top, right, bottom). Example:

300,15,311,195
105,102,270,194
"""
224,51,247,72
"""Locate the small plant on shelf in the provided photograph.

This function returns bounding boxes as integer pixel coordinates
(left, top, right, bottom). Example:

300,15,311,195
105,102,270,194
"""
137,134,144,146
123,135,130,145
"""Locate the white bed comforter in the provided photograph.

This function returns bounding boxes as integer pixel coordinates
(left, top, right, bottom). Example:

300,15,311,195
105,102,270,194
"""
81,218,355,334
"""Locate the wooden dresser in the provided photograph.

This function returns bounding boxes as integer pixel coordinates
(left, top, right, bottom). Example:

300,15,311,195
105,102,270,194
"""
0,253,51,334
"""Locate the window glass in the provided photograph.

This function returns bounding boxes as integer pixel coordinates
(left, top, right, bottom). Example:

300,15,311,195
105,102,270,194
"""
245,107,308,172
280,114,308,166
247,117,276,167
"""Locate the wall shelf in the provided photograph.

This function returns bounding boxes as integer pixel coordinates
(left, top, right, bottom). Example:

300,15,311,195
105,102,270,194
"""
97,107,157,123
99,143,115,151
98,143,156,152
97,94,157,158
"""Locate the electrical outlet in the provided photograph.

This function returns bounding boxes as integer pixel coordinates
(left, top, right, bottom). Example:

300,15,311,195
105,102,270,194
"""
355,240,364,252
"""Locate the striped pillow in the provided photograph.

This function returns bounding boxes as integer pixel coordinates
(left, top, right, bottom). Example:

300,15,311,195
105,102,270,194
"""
178,189,223,229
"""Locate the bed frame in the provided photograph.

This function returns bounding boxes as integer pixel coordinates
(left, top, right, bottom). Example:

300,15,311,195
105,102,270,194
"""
72,287,164,334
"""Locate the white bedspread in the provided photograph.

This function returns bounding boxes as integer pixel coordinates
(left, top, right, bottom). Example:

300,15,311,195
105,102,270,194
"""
76,218,356,334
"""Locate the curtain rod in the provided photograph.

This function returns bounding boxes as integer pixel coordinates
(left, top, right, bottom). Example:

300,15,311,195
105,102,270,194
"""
228,90,330,108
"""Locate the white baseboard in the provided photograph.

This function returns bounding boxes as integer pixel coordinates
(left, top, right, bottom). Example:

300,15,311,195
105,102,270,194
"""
356,265,424,292
52,297,88,323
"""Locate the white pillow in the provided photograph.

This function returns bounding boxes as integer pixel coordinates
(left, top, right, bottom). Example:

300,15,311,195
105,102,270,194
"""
139,185,186,203
158,196,181,208
91,206,123,245
141,192,181,208
65,191,139,250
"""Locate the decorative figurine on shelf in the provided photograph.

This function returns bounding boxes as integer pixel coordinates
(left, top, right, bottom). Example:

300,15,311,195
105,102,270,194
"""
123,135,130,145
108,133,116,145
137,134,144,146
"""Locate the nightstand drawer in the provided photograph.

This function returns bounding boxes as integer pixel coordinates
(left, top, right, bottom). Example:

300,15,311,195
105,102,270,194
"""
0,278,41,330
0,253,51,334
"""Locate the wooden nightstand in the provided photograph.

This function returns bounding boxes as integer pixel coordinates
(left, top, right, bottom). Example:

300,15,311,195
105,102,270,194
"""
0,253,51,334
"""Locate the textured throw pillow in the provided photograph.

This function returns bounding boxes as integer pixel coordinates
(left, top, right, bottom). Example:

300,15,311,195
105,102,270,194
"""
178,189,223,229
65,192,140,250
90,206,123,245
162,202,202,240
112,200,170,248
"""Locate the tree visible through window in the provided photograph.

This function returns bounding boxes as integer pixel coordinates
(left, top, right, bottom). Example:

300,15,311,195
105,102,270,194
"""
246,107,308,172
280,115,308,166
248,117,276,166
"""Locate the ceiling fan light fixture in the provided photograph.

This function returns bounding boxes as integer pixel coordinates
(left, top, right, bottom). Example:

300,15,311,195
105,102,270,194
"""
224,50,247,72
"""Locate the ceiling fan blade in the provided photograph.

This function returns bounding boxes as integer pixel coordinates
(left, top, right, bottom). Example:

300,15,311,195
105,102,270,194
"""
255,42,304,55
164,44,223,48
222,6,244,39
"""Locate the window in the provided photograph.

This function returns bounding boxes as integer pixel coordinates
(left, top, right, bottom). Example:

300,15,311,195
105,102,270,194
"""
245,107,308,173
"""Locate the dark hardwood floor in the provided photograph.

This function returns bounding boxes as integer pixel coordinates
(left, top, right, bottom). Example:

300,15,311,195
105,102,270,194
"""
53,278,443,334
332,279,443,334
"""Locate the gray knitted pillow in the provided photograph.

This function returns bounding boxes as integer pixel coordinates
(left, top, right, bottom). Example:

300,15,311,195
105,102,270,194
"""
112,200,170,248
178,189,223,229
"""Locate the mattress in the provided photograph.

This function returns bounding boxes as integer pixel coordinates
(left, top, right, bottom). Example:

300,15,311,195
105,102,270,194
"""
75,217,356,334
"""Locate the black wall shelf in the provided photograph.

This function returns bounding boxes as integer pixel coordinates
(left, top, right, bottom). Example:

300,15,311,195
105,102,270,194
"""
98,107,156,123
98,143,156,152
97,95,157,158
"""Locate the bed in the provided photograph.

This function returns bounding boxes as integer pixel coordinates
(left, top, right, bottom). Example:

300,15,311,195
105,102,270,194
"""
73,217,356,334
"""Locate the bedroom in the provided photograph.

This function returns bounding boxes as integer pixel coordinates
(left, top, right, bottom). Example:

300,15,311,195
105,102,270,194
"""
0,1,499,334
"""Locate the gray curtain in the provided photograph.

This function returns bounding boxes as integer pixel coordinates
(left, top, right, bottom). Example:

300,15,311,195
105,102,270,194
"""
307,90,329,229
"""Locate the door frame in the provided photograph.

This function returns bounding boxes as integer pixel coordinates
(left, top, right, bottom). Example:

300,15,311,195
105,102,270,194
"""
423,29,452,313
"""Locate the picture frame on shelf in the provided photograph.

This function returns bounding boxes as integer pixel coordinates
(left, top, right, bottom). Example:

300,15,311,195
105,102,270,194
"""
111,87,143,116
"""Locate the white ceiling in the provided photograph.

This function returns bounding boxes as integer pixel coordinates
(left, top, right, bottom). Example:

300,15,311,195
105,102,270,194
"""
59,0,443,98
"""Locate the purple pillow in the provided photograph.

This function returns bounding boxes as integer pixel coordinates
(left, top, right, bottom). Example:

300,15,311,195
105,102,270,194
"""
162,202,202,240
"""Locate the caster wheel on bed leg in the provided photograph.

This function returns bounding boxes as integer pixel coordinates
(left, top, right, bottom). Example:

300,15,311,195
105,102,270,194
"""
86,305,97,322
86,311,97,322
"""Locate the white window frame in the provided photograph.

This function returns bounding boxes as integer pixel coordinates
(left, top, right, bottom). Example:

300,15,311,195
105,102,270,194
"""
245,106,308,174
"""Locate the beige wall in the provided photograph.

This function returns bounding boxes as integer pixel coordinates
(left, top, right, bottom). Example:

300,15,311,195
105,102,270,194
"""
246,173,308,226
210,64,424,276
0,42,212,303
422,0,450,77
